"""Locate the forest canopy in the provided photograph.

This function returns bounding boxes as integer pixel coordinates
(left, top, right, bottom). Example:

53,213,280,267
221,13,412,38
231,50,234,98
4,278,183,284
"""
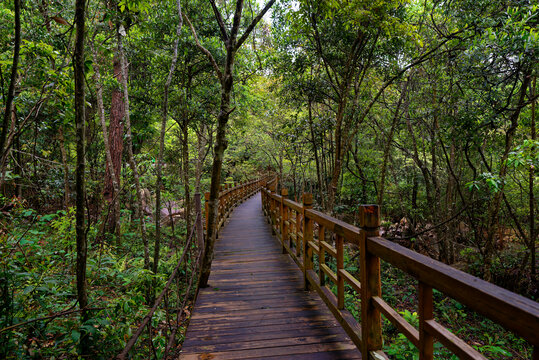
0,0,537,358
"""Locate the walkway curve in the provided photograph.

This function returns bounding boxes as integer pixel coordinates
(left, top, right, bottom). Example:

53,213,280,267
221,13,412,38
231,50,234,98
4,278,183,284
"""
180,192,361,359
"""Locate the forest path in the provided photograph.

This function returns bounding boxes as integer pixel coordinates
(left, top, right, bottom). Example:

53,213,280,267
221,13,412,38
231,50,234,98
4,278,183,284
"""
179,192,361,359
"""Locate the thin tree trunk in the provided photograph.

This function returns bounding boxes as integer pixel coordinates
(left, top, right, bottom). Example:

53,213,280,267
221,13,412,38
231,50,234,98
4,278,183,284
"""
103,53,125,236
308,97,324,207
73,0,88,353
58,127,70,208
155,0,183,276
117,29,150,271
187,0,276,287
90,41,121,240
378,77,410,206
182,122,191,234
530,75,536,279
195,124,208,192
484,72,531,280
0,0,20,162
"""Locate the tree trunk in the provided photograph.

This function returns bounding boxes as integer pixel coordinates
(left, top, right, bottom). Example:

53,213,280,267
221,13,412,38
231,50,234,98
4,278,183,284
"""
199,70,234,287
117,30,150,271
529,75,536,280
182,122,191,234
73,0,88,353
154,0,183,277
483,72,531,280
103,53,125,236
195,124,208,192
308,98,324,207
58,127,70,208
189,0,276,287
0,0,20,165
90,41,121,241
378,78,410,206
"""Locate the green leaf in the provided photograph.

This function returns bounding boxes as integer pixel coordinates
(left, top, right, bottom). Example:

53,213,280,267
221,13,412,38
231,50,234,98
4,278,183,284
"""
71,330,80,343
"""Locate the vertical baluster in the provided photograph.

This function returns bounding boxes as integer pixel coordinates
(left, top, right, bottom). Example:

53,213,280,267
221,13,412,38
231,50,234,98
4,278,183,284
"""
336,234,344,309
270,184,276,234
302,193,313,290
281,188,288,254
319,225,325,286
419,282,434,360
295,209,301,258
359,205,382,358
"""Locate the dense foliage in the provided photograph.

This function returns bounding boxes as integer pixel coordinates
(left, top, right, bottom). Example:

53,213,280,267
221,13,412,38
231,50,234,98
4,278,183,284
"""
0,0,536,358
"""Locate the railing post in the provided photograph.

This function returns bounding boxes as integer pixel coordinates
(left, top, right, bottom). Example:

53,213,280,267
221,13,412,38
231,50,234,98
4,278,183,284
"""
295,206,301,258
319,225,326,286
359,205,382,358
419,282,434,360
302,193,313,290
337,234,344,309
227,184,232,215
270,184,277,234
194,192,204,255
281,188,288,254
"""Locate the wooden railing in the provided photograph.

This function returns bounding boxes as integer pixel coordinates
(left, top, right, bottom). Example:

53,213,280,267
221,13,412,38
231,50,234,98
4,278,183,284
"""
261,179,539,360
206,177,265,235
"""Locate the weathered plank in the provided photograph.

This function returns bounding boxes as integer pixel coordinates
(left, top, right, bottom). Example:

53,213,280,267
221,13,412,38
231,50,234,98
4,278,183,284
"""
180,193,361,359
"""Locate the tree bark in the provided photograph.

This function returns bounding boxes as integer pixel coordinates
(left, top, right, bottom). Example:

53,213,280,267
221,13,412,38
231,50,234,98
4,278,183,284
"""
73,0,88,353
186,0,276,287
155,0,183,276
90,40,121,241
195,124,209,192
529,75,536,280
103,53,125,236
58,127,70,208
117,30,150,271
0,0,20,163
483,71,531,280
378,77,410,206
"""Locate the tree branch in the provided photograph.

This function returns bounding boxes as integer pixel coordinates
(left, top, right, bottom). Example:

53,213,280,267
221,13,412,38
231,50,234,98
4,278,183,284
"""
183,13,223,81
235,0,275,50
208,0,229,42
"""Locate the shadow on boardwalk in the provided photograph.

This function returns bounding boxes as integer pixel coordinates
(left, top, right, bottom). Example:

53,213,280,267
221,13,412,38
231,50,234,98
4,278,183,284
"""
180,192,361,359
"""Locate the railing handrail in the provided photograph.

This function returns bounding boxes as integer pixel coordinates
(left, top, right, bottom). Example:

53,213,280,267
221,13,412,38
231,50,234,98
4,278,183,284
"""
205,176,268,236
261,182,539,359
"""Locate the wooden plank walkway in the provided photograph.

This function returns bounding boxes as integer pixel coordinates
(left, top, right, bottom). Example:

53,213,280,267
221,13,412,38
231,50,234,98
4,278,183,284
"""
180,192,361,359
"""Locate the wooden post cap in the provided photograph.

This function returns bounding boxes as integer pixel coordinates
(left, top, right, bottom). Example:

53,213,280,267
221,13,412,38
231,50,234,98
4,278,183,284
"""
302,193,313,206
281,188,288,196
359,205,380,228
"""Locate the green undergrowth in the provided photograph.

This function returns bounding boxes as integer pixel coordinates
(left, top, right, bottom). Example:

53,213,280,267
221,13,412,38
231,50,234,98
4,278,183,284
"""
0,201,197,359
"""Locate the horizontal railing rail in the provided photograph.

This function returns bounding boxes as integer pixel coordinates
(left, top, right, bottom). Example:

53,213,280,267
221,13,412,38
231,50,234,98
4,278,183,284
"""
205,177,266,236
261,179,539,360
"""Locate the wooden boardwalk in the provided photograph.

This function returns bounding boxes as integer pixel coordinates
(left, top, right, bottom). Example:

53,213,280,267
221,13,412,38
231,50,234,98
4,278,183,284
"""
180,192,361,359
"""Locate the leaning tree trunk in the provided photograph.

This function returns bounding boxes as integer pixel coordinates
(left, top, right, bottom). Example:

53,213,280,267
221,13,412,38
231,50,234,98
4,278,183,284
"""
200,70,234,287
186,0,276,287
73,0,88,353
